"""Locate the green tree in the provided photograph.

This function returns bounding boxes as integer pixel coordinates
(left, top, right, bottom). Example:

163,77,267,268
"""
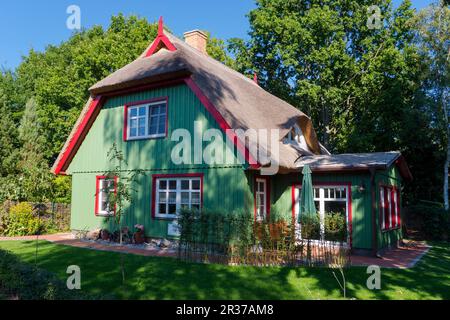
15,14,159,163
0,73,21,201
206,33,237,68
231,0,442,203
414,1,449,208
242,0,421,150
16,98,53,203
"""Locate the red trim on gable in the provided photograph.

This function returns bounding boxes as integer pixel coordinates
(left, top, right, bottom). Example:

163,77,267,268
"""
184,77,261,169
54,96,104,175
123,96,169,141
54,75,262,175
95,175,118,217
151,173,204,219
253,72,258,85
145,17,177,57
54,79,185,174
254,175,270,221
291,181,353,247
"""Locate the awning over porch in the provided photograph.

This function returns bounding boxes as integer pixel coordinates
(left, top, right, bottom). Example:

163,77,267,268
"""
293,151,413,181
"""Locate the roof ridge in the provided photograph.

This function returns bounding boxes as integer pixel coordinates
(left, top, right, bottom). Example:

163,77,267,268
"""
165,32,259,88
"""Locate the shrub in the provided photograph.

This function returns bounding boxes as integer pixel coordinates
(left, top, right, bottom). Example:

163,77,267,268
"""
0,205,8,235
0,249,100,300
4,202,43,237
324,212,347,242
299,213,321,240
407,204,449,241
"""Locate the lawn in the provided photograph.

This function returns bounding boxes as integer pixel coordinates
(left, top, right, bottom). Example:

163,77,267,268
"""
0,240,449,300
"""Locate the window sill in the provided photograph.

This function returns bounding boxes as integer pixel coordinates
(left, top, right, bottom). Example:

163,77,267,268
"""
381,226,401,233
154,216,178,221
96,213,114,217
126,134,166,141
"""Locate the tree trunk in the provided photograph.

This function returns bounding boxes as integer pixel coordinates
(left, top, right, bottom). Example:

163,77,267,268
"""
444,154,449,210
443,95,449,210
321,97,330,149
440,3,449,210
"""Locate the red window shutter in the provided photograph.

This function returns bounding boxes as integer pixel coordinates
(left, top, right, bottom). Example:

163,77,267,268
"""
391,187,397,227
384,187,390,230
396,188,401,228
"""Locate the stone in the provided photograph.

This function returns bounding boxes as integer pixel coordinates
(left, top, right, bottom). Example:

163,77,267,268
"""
150,238,160,245
160,239,171,248
86,229,101,240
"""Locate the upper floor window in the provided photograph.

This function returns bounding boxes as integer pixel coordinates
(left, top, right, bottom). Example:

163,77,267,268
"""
125,100,167,140
283,124,310,152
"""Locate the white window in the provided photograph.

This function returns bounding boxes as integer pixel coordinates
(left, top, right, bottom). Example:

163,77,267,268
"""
127,100,167,140
284,124,310,152
294,185,349,241
255,178,268,221
155,177,202,219
96,177,116,216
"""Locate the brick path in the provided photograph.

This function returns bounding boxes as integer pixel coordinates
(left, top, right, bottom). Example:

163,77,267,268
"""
350,241,431,268
0,234,430,268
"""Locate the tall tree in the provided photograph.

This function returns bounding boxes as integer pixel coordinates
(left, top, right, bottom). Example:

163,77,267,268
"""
414,1,450,208
240,0,421,151
15,14,159,163
17,98,53,202
230,0,444,203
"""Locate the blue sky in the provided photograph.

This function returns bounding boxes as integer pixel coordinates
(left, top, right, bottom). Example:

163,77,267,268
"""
0,0,434,71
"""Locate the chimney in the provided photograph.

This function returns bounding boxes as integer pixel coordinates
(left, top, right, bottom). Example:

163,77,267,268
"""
184,30,208,55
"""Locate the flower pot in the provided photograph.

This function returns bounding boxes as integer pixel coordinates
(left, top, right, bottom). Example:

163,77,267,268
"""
100,229,110,241
134,231,145,244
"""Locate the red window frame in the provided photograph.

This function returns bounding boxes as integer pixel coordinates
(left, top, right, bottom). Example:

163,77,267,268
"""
95,176,118,217
123,97,169,141
379,185,401,231
254,176,270,221
291,182,353,246
151,173,204,219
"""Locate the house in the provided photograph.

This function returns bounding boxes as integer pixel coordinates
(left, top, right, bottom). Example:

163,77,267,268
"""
52,18,412,255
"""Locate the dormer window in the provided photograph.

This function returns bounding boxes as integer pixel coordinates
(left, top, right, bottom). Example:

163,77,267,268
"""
124,98,168,141
284,124,310,151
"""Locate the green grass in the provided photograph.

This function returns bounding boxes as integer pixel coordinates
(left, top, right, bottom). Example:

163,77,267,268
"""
0,240,449,300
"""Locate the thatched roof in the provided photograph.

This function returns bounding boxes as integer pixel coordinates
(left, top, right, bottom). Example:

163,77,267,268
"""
52,25,411,179
53,28,324,173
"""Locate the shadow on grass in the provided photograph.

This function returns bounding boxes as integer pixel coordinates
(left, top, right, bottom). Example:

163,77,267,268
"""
299,242,450,300
0,241,448,300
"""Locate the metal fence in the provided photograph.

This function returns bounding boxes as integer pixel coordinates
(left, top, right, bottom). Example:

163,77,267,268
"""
177,215,350,267
1,201,71,233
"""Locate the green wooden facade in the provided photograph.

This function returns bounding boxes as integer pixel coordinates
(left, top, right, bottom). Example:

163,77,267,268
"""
68,83,403,251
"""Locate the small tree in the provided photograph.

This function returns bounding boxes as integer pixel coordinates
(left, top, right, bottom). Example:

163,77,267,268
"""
101,142,144,284
103,142,144,245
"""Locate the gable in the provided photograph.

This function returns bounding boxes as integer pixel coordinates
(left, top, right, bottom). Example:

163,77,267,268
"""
66,83,244,174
